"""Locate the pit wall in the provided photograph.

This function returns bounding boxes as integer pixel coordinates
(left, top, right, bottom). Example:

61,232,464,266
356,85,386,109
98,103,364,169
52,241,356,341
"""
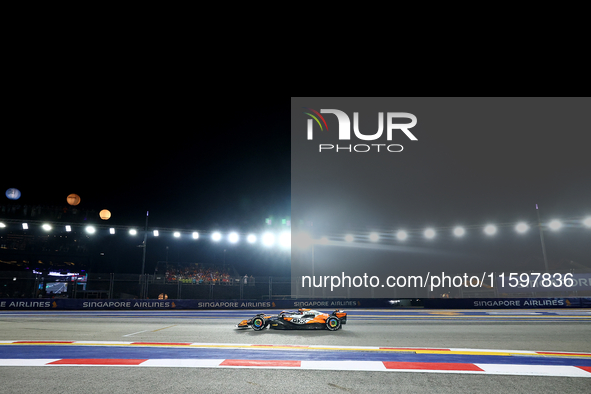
1,297,591,310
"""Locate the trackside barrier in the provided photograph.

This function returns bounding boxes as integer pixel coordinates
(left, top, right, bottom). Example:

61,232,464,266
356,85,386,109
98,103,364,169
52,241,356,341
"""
422,297,591,309
0,298,394,310
1,297,590,310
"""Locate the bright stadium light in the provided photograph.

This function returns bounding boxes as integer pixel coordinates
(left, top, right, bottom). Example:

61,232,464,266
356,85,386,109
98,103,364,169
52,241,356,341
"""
484,225,497,235
109,228,115,234
515,222,529,233
192,232,199,239
228,232,239,243
453,227,465,237
344,234,354,242
65,225,72,232
318,236,329,245
129,229,137,236
247,234,257,243
584,217,591,228
212,232,222,241
86,226,96,234
262,232,275,246
42,224,52,231
173,231,181,238
0,222,5,228
369,232,379,242
279,231,291,248
424,228,436,239
22,223,28,230
396,230,408,241
153,230,159,236
548,220,562,231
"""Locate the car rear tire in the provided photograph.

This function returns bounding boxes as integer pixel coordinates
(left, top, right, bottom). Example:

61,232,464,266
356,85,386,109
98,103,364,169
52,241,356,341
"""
325,316,341,331
251,317,266,331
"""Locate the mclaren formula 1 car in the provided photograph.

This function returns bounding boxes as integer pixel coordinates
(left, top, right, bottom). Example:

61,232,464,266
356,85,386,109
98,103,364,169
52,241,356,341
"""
236,308,347,331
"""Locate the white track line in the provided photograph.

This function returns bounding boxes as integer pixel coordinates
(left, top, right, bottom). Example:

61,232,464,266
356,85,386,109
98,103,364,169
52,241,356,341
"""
122,330,150,337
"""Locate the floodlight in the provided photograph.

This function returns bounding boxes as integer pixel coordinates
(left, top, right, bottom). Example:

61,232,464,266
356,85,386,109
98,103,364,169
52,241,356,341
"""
65,225,72,232
173,231,181,238
192,232,199,239
396,230,408,241
0,222,6,228
453,227,465,237
584,217,591,228
22,223,28,230
228,232,239,243
318,236,329,245
369,232,379,242
109,228,115,234
484,225,497,235
424,228,436,239
86,226,96,234
344,234,354,242
153,230,159,236
129,229,137,236
247,234,256,243
262,232,275,246
279,231,290,248
548,220,562,231
42,224,52,231
515,222,529,233
212,232,222,241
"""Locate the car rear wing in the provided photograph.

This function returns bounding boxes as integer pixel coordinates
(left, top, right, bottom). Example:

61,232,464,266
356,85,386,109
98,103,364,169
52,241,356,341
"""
332,309,347,324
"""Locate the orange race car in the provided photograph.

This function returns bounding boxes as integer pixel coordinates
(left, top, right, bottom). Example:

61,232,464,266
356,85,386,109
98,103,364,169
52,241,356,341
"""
236,308,347,331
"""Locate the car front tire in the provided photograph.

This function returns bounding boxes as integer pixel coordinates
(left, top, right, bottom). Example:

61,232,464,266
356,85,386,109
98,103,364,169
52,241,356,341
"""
251,317,267,331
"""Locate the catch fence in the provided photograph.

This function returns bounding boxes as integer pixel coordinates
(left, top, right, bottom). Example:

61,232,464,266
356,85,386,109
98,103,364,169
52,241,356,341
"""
1,270,590,300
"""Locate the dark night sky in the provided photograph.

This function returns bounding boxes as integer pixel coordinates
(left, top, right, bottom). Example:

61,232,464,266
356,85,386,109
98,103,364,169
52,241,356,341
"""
2,100,291,276
4,104,290,228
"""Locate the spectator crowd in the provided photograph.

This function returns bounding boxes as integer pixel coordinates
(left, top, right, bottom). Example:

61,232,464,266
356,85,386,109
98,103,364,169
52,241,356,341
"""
164,266,235,285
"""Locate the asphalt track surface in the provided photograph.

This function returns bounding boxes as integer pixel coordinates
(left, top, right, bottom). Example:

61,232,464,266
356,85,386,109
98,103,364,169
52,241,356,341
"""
1,309,590,393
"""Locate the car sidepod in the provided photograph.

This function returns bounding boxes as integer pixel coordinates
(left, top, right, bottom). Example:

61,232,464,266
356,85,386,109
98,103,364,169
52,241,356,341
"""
272,317,325,330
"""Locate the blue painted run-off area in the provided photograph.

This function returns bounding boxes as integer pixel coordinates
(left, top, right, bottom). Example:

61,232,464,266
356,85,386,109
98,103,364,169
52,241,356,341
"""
1,345,590,367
